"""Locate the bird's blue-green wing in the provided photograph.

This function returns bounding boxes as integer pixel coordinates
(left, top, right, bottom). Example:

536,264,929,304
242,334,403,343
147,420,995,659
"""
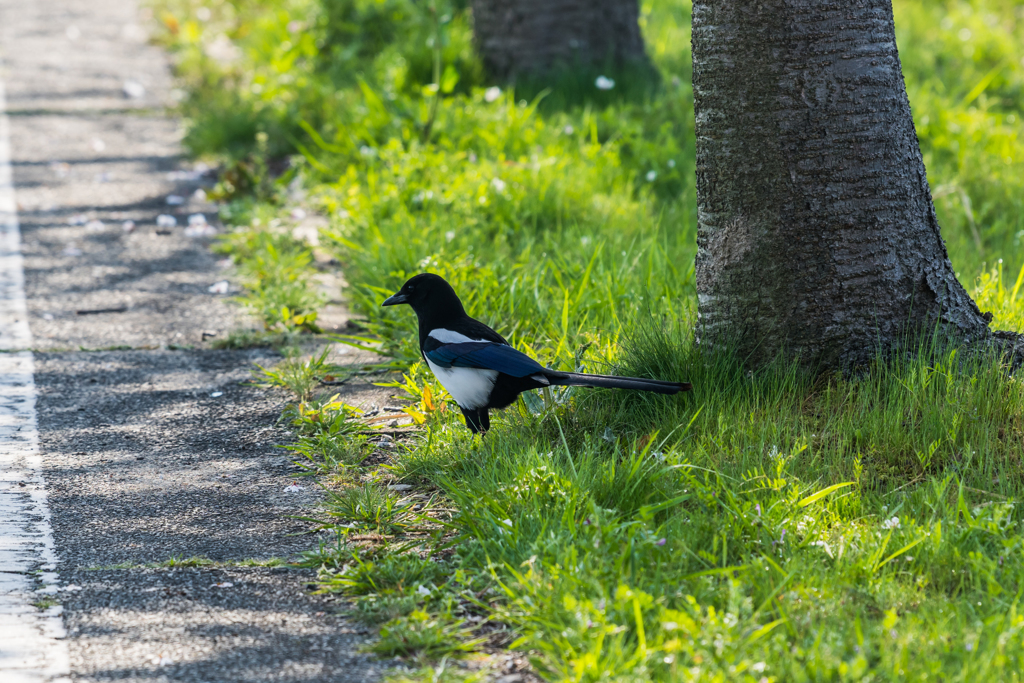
423,341,546,378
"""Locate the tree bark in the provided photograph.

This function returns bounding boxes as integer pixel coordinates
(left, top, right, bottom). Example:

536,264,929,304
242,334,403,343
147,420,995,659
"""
470,0,649,80
692,0,992,370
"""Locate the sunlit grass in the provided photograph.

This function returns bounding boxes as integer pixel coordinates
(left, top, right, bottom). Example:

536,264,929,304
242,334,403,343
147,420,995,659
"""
149,0,1024,678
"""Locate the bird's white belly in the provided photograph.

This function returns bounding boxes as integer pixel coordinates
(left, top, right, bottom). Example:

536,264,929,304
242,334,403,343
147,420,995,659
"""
425,359,497,409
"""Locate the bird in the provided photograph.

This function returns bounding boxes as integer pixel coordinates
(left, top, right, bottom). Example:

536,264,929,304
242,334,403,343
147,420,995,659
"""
381,273,692,434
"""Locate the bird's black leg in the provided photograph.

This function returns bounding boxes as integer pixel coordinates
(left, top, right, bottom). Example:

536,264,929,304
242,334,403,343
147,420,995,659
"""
479,409,490,433
460,407,483,434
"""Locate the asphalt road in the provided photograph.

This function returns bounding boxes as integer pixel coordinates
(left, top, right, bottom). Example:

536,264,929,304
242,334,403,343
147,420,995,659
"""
0,1,383,680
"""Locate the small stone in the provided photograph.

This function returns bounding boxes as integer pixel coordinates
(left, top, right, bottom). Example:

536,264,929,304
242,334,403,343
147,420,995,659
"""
123,80,146,99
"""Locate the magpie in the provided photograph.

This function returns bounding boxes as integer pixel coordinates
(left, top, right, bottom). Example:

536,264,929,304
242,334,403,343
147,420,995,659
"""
382,273,692,434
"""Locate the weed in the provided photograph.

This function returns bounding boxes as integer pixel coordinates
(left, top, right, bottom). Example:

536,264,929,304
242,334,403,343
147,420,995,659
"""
351,592,420,626
318,548,444,597
214,228,325,333
210,328,303,351
320,483,418,534
370,609,484,660
32,598,59,610
252,347,340,402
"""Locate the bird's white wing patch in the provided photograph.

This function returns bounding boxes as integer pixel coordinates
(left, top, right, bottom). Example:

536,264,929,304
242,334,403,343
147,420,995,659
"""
425,358,497,409
428,328,488,344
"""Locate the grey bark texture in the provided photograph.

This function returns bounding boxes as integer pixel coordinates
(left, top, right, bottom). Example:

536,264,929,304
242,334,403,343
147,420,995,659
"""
691,0,994,370
470,0,649,80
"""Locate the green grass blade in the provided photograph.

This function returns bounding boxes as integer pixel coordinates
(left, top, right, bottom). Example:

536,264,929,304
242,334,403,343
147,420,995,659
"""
797,481,856,508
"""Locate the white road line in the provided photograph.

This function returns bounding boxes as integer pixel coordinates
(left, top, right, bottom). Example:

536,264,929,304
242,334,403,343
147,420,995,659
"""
0,77,70,682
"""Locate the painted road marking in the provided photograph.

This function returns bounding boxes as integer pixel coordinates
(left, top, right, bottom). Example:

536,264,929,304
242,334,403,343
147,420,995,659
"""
0,77,70,682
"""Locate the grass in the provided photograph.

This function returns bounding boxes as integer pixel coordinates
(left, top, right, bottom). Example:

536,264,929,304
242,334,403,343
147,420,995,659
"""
32,597,59,611
149,0,1024,678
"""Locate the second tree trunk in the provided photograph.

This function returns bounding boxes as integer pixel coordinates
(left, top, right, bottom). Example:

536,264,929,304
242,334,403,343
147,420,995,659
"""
470,0,648,80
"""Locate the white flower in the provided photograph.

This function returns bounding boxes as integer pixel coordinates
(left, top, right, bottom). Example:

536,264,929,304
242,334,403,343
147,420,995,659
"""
359,145,376,157
156,214,177,228
646,170,657,182
491,177,507,192
564,125,574,135
501,518,513,527
445,231,455,242
595,75,615,90
484,86,502,103
667,159,676,168
416,584,431,596
882,516,900,529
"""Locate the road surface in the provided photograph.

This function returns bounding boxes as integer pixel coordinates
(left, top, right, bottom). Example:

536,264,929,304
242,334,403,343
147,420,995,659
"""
0,1,383,680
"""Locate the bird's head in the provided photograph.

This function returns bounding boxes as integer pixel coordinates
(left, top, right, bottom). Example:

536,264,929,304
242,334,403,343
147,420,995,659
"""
381,273,466,320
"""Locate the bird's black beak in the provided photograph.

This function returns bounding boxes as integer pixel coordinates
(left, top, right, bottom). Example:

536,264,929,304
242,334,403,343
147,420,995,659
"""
381,292,408,307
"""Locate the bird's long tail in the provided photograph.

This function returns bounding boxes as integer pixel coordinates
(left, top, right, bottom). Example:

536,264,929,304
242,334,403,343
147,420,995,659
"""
547,372,692,395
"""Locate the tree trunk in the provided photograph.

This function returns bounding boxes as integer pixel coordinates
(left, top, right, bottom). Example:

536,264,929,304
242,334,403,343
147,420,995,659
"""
470,0,649,80
691,0,992,370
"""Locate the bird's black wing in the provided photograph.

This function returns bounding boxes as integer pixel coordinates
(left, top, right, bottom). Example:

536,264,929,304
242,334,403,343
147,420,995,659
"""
456,317,509,345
